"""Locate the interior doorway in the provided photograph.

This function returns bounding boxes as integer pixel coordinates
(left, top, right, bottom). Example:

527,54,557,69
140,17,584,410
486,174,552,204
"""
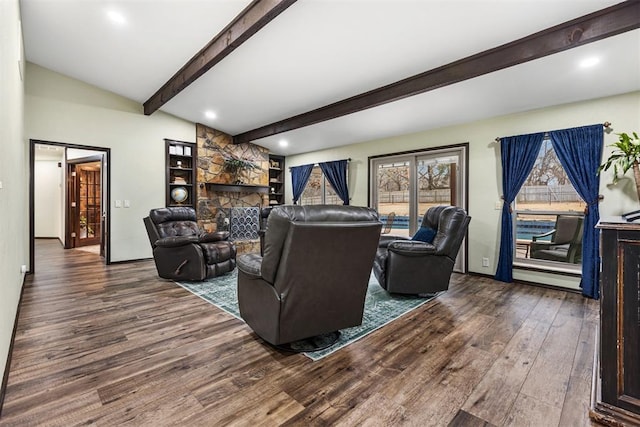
29,140,111,273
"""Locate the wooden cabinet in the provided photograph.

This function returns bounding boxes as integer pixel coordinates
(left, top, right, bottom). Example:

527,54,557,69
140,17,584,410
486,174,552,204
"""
268,154,285,206
165,139,196,208
591,218,640,426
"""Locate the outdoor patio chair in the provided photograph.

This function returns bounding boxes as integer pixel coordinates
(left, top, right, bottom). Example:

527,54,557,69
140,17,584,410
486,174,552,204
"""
380,212,396,234
530,215,584,264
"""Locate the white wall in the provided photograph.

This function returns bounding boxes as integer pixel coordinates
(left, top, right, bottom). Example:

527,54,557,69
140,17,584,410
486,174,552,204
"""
0,0,28,389
286,91,640,289
67,148,104,160
25,63,196,262
34,159,63,238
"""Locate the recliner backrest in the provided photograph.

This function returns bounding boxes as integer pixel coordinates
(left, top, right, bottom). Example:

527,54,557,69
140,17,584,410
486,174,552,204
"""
431,206,471,258
149,207,200,238
421,205,449,229
257,205,382,338
261,205,381,285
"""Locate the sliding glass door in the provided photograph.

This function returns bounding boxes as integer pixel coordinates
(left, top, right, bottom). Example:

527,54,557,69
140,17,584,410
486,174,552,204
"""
373,159,411,237
370,145,468,272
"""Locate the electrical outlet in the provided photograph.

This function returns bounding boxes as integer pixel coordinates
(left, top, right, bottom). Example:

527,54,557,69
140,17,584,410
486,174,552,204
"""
482,257,490,267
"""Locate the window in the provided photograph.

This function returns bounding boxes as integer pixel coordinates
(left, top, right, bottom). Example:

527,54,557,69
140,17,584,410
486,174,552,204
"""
300,166,342,205
514,139,585,270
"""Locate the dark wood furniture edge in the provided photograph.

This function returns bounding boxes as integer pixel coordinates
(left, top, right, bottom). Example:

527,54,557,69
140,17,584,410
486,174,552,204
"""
234,1,640,144
591,400,640,427
590,219,640,425
0,275,27,417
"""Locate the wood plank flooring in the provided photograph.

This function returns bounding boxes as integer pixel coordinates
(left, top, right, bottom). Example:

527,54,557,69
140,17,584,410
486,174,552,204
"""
0,239,600,426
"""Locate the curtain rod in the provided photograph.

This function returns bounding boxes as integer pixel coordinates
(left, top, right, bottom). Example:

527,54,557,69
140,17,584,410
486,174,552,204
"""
494,122,611,143
289,158,351,171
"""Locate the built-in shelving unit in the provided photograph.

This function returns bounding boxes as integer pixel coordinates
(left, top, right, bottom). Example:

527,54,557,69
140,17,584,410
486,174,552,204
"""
268,154,285,206
165,139,196,208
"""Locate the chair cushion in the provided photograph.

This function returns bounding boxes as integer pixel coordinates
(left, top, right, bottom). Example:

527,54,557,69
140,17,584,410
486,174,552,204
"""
412,226,436,243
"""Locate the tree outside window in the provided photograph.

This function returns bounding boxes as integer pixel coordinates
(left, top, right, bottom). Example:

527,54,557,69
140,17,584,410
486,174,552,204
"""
300,166,341,205
514,139,585,266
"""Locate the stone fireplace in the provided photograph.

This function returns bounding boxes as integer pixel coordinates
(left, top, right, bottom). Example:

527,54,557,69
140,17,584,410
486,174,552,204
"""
195,124,269,254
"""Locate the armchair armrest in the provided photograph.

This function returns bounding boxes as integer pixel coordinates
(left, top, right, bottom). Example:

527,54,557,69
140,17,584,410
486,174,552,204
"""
199,231,230,243
532,229,555,242
155,235,199,248
237,253,263,279
388,240,437,256
379,234,411,248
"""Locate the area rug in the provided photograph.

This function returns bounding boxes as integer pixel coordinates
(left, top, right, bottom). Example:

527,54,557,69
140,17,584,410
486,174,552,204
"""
176,271,437,361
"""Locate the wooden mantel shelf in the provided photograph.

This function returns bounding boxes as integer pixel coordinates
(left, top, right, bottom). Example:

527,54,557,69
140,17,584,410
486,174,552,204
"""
203,183,270,194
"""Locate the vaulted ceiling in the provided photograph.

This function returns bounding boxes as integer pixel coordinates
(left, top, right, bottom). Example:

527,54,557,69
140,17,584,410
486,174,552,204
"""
20,0,640,155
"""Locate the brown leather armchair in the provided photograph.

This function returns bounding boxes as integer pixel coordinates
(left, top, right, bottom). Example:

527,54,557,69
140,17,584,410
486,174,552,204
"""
373,205,471,295
236,205,382,348
143,207,236,281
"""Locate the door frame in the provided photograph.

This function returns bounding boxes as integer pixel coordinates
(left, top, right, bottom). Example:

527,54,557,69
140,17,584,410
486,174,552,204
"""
29,139,111,273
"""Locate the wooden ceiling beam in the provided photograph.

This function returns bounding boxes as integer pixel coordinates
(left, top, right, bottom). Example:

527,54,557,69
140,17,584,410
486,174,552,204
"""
144,0,297,116
233,1,640,144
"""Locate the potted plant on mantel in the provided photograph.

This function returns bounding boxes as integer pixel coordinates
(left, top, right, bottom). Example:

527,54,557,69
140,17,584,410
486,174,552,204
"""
598,131,640,202
222,153,260,185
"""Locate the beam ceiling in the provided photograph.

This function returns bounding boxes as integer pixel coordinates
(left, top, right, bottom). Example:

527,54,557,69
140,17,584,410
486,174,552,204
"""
143,0,297,116
233,1,640,145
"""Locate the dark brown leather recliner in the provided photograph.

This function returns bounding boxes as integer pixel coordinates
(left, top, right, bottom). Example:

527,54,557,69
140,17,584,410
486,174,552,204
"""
373,205,471,295
143,207,236,281
236,205,382,347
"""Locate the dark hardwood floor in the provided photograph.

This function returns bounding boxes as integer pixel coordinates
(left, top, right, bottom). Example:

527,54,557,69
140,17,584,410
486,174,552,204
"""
0,239,599,426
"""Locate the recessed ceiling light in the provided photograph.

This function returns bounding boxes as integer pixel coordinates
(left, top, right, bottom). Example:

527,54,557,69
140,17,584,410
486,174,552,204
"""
579,57,600,68
204,111,217,119
279,139,288,147
106,10,126,25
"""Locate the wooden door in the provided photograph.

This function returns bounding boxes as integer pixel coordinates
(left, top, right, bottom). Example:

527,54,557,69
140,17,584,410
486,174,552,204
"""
67,160,101,248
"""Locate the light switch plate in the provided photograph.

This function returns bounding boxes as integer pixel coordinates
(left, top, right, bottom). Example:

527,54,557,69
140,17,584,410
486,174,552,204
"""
124,200,130,208
115,200,122,208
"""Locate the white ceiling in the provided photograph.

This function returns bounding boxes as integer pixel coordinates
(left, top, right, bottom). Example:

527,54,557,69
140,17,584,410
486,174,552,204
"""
20,0,640,156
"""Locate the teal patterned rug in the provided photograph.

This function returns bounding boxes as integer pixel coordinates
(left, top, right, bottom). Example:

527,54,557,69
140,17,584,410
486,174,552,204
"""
176,271,437,361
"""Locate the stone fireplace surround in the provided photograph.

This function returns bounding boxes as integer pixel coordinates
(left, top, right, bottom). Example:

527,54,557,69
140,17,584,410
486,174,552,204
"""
195,124,270,254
